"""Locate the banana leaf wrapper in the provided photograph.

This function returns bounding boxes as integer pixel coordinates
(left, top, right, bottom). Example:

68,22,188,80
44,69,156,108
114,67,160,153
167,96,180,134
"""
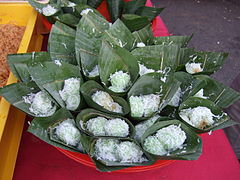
185,51,229,75
75,10,109,78
88,137,155,172
99,41,139,95
131,44,181,74
28,0,62,17
176,48,195,71
87,0,103,8
106,0,124,22
58,0,82,18
102,19,136,51
128,73,181,120
80,80,130,115
132,24,154,46
28,108,85,153
48,21,77,64
153,35,193,48
122,14,150,32
195,75,240,108
27,61,84,111
0,81,57,117
123,0,147,14
76,108,135,138
48,118,84,152
173,72,208,103
53,14,80,27
135,6,164,21
141,120,202,160
7,52,51,82
178,97,237,133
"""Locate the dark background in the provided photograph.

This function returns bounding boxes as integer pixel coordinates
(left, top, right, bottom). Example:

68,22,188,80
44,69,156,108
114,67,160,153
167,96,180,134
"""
152,0,240,86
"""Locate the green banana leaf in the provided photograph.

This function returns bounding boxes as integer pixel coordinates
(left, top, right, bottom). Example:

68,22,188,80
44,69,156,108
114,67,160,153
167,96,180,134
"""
178,97,237,133
128,73,181,120
173,72,207,103
87,0,103,8
132,24,154,46
28,108,85,153
98,41,139,95
48,21,76,64
27,61,84,110
75,11,109,78
75,31,101,78
79,132,94,154
80,80,130,115
53,14,80,27
91,159,128,172
0,82,42,116
176,48,195,71
60,0,87,18
123,0,146,14
75,4,103,17
195,75,240,108
135,6,164,21
76,108,135,138
185,51,229,75
160,106,179,119
141,120,202,160
89,137,155,169
48,118,84,152
102,19,136,51
28,0,61,16
78,134,130,172
106,0,124,22
131,44,181,73
77,9,109,37
122,14,150,32
71,0,88,3
153,35,193,48
7,52,51,82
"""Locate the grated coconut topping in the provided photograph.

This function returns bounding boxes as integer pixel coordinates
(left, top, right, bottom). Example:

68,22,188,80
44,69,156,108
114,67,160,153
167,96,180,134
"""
179,106,215,129
42,5,58,16
23,91,56,117
136,42,146,47
80,8,94,16
104,118,129,137
193,89,208,99
185,62,203,74
94,139,147,163
55,119,81,147
168,87,182,107
54,60,62,66
138,63,155,76
92,91,123,113
134,115,160,142
59,78,81,111
144,125,186,155
86,116,108,136
129,94,160,117
86,117,129,137
108,71,131,93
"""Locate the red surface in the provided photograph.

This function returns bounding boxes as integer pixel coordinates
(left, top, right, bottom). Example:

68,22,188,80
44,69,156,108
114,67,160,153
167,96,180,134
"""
56,147,175,173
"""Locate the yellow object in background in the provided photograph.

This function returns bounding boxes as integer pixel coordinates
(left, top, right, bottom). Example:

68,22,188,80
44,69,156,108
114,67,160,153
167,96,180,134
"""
0,2,44,180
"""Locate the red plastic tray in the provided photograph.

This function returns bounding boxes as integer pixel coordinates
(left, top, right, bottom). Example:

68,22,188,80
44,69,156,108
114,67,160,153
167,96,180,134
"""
56,147,175,173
